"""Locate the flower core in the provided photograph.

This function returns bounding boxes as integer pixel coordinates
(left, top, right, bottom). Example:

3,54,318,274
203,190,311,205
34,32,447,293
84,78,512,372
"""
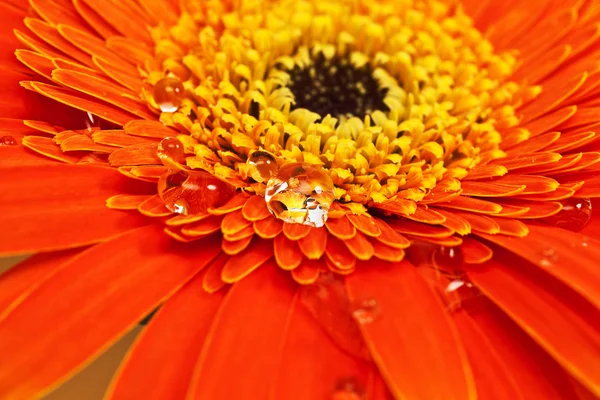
147,0,537,210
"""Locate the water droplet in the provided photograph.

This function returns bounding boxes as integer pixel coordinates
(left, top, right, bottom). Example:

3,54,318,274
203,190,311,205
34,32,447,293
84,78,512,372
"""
544,198,592,232
265,163,335,228
85,112,96,132
539,248,558,267
332,378,365,400
0,136,17,146
153,77,185,112
351,298,380,325
158,137,186,167
248,150,278,182
158,170,236,215
442,277,482,313
432,246,464,271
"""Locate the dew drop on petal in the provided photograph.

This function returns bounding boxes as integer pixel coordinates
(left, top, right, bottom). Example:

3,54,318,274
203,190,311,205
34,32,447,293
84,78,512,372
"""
539,248,558,267
0,136,17,146
544,198,592,232
432,245,464,271
153,77,185,112
332,378,365,400
158,170,236,215
248,150,278,182
351,298,380,325
158,137,186,165
442,277,482,313
265,163,335,228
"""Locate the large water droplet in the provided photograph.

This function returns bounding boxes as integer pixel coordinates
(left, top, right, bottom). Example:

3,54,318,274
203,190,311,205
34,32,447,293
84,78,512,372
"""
158,170,236,215
442,277,482,313
248,150,278,182
332,378,365,400
432,246,464,271
153,77,185,112
265,163,335,228
351,298,380,325
544,198,592,232
158,137,186,166
0,136,17,146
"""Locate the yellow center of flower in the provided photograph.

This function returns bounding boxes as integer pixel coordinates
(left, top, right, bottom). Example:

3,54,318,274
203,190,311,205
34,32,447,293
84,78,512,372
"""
145,0,538,210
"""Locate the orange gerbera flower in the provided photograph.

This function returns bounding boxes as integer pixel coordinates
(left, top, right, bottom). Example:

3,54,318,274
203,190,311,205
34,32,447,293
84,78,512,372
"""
2,0,600,398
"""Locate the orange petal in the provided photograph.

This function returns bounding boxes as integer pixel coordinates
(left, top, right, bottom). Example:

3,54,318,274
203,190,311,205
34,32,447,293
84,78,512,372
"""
201,253,228,294
347,214,382,237
0,225,221,399
291,260,321,284
106,194,153,210
371,239,406,262
453,212,500,234
436,196,503,214
92,130,154,147
220,209,251,236
373,218,411,248
297,227,328,259
345,231,375,260
460,237,493,264
186,262,297,399
522,105,577,137
221,238,273,283
181,215,223,237
0,163,151,255
346,260,475,400
492,174,559,194
479,225,600,309
494,199,562,219
222,235,253,255
434,209,472,235
468,258,600,397
274,233,303,270
471,300,581,399
105,273,226,400
326,236,357,270
387,219,455,238
452,311,524,400
273,290,371,399
253,216,283,239
460,181,525,197
489,217,529,237
0,249,81,318
137,194,172,217
283,222,312,240
326,215,357,240
241,194,271,221
404,206,446,224
463,164,508,180
123,120,177,139
108,143,161,166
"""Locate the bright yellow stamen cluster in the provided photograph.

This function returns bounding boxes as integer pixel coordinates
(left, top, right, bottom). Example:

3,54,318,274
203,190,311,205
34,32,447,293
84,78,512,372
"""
143,0,538,207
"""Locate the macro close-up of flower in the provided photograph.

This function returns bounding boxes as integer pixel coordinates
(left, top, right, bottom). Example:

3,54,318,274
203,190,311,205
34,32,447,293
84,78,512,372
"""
2,0,600,398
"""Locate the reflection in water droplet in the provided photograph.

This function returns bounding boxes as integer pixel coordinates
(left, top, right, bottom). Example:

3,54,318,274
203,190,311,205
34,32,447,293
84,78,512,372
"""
265,163,335,228
158,137,186,166
332,377,365,400
544,198,592,232
442,277,482,313
154,77,185,112
351,298,380,325
432,246,464,271
158,170,236,215
539,248,558,267
0,136,17,146
248,150,278,182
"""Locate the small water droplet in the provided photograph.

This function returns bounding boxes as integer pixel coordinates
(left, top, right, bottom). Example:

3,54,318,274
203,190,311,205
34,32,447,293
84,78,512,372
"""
0,136,17,146
85,112,96,132
351,298,380,325
153,77,185,112
158,170,236,215
544,198,592,232
248,150,278,182
539,248,558,267
332,377,365,400
443,277,481,312
432,246,464,271
265,163,335,228
158,137,186,166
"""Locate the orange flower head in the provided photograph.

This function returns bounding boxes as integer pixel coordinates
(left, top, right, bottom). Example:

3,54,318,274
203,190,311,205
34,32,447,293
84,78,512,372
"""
1,0,600,399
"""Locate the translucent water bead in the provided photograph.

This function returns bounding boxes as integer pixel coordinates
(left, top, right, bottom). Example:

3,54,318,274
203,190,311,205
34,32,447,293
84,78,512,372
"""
153,77,185,113
265,163,335,228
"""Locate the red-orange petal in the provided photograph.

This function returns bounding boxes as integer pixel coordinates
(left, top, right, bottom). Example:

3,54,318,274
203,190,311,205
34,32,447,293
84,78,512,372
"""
0,163,151,255
105,273,227,400
221,238,273,283
0,225,221,399
346,260,475,400
297,227,328,259
186,262,297,399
